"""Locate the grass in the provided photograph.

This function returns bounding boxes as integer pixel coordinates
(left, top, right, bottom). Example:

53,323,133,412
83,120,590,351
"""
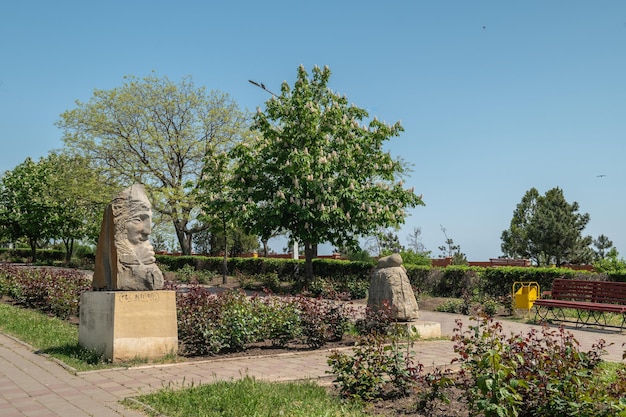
123,376,366,417
0,303,112,371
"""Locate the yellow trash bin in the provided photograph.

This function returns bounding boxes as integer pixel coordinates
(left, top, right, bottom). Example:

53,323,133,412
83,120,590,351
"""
513,282,539,310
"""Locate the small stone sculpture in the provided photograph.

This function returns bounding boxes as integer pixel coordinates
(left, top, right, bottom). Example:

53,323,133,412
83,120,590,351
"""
367,253,419,321
92,184,164,291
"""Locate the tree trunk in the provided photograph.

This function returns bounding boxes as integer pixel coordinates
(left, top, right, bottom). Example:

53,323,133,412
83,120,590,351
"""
173,220,193,255
63,238,74,264
29,237,37,263
303,240,315,289
262,238,269,257
222,219,228,285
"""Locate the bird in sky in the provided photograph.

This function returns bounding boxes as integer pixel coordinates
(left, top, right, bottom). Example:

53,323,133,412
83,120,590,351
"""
597,174,607,178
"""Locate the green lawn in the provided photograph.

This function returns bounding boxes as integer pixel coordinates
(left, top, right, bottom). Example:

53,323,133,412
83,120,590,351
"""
123,376,366,417
0,303,111,371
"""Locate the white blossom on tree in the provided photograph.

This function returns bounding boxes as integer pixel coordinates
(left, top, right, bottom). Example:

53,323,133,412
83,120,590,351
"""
232,65,424,281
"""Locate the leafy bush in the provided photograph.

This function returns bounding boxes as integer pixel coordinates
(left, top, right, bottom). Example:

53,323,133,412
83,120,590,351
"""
355,300,396,336
448,316,626,416
305,275,368,301
176,287,266,355
396,249,431,266
174,264,197,283
0,266,91,319
257,296,301,347
175,286,354,355
433,266,480,298
481,266,583,298
217,291,264,351
343,276,369,300
175,285,226,355
435,299,464,314
293,296,352,348
480,297,499,317
258,272,281,292
307,277,337,299
328,333,422,401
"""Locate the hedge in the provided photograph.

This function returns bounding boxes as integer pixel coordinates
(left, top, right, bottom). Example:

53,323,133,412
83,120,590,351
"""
156,254,375,282
156,254,614,299
0,248,65,262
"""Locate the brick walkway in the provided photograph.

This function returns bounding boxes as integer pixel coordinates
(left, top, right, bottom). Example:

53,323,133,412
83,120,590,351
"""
1,311,624,416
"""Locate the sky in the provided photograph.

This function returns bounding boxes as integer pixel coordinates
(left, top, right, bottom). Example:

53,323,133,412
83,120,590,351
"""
1,1,625,261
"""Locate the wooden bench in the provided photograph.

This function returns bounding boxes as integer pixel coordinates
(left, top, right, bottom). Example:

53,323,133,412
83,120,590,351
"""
534,278,626,332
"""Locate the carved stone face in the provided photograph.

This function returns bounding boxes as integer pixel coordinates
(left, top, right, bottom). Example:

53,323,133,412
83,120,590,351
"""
126,200,152,245
124,187,156,265
93,183,164,291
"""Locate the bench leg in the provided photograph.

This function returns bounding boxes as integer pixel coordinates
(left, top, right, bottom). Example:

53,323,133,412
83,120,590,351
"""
535,306,566,324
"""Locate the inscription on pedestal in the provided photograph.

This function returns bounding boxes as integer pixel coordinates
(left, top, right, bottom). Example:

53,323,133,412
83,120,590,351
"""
119,292,160,302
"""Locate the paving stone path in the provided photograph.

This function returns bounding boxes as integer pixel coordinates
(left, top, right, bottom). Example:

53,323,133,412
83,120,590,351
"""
1,311,624,416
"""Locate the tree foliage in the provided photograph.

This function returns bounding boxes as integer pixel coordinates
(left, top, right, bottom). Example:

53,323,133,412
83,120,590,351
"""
0,154,110,262
593,234,614,260
57,74,252,255
501,187,592,266
196,151,258,282
0,157,52,261
43,153,114,261
367,227,404,257
231,65,423,281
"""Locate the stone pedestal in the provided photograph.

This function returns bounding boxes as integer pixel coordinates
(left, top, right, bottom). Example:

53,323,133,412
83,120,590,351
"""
394,321,441,339
79,291,178,363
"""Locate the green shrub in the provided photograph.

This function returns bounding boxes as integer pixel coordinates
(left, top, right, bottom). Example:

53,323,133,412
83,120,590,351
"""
434,299,464,314
0,265,90,319
328,333,422,401
305,275,368,301
294,296,352,348
355,300,396,336
481,298,499,317
175,285,354,355
257,296,301,347
218,290,264,351
433,266,480,298
397,249,431,266
445,316,626,416
481,266,582,297
174,264,196,283
259,272,281,292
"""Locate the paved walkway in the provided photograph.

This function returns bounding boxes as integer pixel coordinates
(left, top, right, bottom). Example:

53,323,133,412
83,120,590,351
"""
1,311,624,416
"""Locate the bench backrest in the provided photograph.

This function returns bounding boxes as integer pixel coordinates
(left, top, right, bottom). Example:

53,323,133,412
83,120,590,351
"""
551,279,626,305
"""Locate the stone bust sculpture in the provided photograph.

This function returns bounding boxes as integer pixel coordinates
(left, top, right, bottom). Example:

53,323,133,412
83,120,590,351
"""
93,184,164,291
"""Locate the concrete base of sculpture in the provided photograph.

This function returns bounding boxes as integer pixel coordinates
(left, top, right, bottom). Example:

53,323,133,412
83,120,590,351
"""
393,321,441,339
79,291,178,363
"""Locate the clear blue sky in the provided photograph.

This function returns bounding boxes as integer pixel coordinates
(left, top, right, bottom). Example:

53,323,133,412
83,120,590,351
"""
1,1,625,260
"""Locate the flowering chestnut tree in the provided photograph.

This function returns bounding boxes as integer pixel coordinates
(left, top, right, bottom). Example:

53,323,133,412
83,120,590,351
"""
231,65,424,282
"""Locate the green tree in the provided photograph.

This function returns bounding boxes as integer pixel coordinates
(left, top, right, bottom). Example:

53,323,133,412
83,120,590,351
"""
368,227,404,256
57,74,251,255
197,151,258,282
593,234,614,260
0,154,112,263
231,65,423,283
593,249,625,273
44,152,114,262
500,188,539,262
501,187,592,266
0,157,55,261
